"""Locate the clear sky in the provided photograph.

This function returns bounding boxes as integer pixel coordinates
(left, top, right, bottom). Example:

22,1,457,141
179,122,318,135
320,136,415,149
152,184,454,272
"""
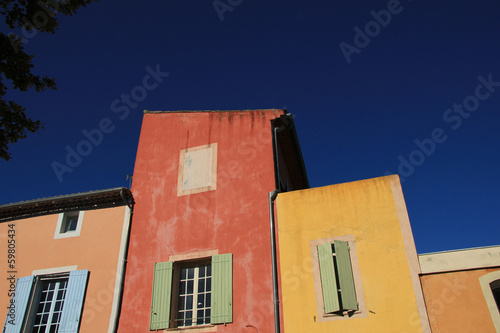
1,0,499,254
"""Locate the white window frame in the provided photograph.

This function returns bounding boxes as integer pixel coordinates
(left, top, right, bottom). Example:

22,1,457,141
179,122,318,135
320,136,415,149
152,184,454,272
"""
175,261,212,328
54,211,84,239
27,274,70,332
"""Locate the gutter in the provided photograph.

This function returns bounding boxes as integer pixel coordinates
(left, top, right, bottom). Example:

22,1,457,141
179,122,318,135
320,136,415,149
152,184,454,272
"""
109,189,134,332
269,189,280,333
269,117,293,333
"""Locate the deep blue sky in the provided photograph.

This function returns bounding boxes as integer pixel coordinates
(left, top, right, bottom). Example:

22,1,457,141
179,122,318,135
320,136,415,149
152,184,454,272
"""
1,0,499,254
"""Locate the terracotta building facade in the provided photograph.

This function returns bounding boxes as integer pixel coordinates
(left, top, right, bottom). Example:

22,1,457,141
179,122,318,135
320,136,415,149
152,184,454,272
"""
117,110,308,333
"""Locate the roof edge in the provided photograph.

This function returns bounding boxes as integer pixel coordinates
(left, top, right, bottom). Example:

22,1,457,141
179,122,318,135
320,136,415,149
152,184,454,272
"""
143,108,286,114
0,187,133,222
419,245,500,274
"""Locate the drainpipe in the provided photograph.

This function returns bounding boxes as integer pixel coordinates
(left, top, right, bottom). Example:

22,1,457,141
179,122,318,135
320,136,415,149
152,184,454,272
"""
269,118,292,333
269,189,280,333
109,188,134,333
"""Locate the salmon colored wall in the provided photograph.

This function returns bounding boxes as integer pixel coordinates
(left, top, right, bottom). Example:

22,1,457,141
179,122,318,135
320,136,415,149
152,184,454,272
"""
276,175,429,333
421,268,499,333
118,110,283,332
0,205,128,332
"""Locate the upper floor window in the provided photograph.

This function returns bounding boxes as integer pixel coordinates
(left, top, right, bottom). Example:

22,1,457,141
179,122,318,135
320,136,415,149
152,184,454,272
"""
310,235,367,322
54,211,84,239
317,240,358,314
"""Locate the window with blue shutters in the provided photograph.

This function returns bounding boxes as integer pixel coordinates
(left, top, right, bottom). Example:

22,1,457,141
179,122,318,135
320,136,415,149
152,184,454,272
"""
3,270,89,333
150,253,232,330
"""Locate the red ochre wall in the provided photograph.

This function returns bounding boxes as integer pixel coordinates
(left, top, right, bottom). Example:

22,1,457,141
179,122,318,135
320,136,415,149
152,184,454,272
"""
118,110,283,332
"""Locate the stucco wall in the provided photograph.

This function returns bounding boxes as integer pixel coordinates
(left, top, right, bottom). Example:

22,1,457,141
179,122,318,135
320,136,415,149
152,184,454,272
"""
420,261,500,332
118,110,283,332
0,205,128,332
276,175,430,333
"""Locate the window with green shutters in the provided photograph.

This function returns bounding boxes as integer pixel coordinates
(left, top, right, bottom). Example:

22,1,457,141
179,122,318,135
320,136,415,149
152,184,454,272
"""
150,253,233,330
318,240,358,314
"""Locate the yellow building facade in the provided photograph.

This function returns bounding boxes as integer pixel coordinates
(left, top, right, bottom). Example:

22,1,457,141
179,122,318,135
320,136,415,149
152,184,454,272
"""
276,175,431,332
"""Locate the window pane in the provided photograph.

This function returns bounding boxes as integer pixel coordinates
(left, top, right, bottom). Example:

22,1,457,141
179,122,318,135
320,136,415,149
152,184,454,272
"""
178,296,186,310
197,310,204,325
206,277,211,292
55,301,62,312
186,295,193,309
187,280,194,294
198,278,205,293
51,312,60,323
180,267,187,279
68,216,78,231
199,266,206,278
493,286,500,311
206,293,211,307
180,280,186,294
185,310,192,326
187,267,194,279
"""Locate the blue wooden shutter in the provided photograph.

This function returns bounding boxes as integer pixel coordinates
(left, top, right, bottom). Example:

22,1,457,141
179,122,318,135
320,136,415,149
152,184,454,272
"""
59,270,89,333
150,261,173,330
317,243,340,313
334,240,358,311
4,275,34,333
211,253,232,324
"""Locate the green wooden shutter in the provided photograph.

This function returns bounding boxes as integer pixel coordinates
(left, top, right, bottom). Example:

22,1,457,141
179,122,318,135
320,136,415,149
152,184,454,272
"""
334,240,358,311
150,261,174,330
211,253,233,324
317,243,340,313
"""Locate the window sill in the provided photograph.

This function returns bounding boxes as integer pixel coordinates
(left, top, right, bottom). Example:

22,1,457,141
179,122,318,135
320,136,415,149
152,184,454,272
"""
163,325,217,333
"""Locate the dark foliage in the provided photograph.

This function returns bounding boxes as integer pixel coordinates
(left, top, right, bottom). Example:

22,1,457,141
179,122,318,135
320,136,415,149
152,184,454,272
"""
0,0,95,160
